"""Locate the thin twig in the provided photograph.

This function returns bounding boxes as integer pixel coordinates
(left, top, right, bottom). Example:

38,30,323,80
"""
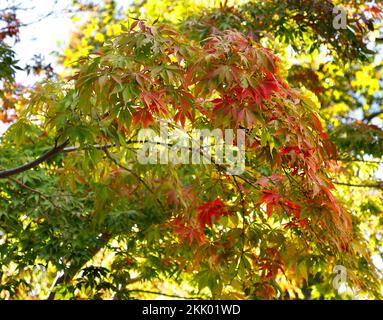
126,289,203,300
103,148,166,212
7,176,60,208
334,181,383,189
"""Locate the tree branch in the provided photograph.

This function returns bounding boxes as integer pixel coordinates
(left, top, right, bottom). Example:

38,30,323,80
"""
63,143,113,153
364,110,383,122
103,148,166,212
0,139,222,179
0,139,69,179
0,141,130,179
7,176,60,209
126,289,203,300
334,181,383,189
337,158,383,164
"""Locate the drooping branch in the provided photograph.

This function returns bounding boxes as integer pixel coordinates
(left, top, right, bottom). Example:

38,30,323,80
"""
0,141,134,179
0,139,69,179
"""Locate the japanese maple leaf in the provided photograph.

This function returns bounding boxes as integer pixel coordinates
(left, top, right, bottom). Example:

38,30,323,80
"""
173,217,206,245
285,200,301,211
257,176,270,188
279,146,302,155
258,189,281,217
141,91,169,115
132,108,154,128
284,199,302,218
257,174,286,188
197,198,227,229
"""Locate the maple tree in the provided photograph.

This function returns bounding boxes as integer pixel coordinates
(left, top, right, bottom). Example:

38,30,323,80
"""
0,0,383,300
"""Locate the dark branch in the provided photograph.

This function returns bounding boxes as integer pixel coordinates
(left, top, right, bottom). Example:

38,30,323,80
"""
365,110,383,122
7,176,59,209
63,143,113,153
0,139,69,179
337,158,383,164
126,289,203,300
0,138,245,180
334,181,383,189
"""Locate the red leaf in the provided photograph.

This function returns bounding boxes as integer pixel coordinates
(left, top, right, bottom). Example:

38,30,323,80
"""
284,199,302,219
197,198,227,229
173,217,206,245
299,218,308,229
279,146,301,155
257,176,269,188
258,190,281,217
132,108,154,128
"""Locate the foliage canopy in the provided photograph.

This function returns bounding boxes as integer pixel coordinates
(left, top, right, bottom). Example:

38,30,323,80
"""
0,0,382,299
